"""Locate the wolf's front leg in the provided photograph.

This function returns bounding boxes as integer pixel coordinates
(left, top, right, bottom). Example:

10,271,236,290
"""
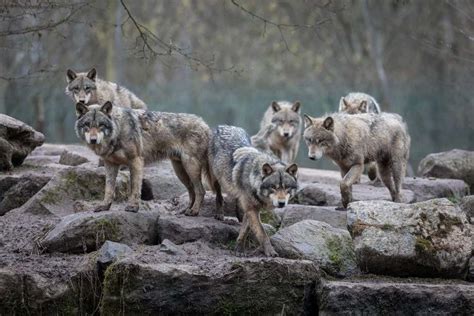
94,161,119,212
235,213,250,255
245,207,277,257
126,156,144,213
340,163,364,208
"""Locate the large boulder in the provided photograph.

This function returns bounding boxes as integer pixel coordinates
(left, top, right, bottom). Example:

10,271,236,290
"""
157,214,239,246
19,166,130,217
0,174,50,215
294,183,415,207
101,252,320,315
347,199,472,278
318,279,474,315
403,176,469,202
140,162,188,200
418,149,474,192
276,204,346,229
40,209,160,253
271,220,357,277
0,114,44,171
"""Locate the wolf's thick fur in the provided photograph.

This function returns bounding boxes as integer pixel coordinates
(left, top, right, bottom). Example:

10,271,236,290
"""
66,68,147,109
75,102,210,214
303,112,410,208
339,92,381,114
339,92,381,181
209,125,298,256
251,101,302,163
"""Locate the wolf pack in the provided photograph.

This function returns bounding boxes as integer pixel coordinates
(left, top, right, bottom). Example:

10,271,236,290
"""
66,68,410,257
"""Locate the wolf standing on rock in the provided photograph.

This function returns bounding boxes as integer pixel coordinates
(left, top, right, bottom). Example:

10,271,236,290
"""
303,112,410,208
66,68,147,109
209,125,299,256
74,101,211,214
251,101,302,163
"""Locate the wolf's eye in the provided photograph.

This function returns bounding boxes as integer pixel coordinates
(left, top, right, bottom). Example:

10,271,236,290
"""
272,118,282,124
73,87,79,92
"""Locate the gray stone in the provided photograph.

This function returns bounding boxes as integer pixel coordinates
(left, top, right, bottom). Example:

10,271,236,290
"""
460,195,474,223
295,183,415,207
159,239,186,255
97,241,133,265
279,204,347,229
468,257,474,282
318,279,474,315
418,149,474,192
40,209,160,253
158,214,239,246
0,114,44,171
101,254,320,315
0,174,50,215
271,220,358,277
347,198,472,278
403,176,469,202
59,149,90,166
142,161,187,200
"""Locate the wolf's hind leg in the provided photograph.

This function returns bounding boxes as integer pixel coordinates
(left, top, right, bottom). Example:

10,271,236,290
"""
214,180,224,220
171,160,195,209
390,160,404,203
378,162,398,202
125,157,144,213
182,158,205,216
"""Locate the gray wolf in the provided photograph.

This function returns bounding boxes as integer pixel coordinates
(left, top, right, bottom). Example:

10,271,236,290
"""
251,101,302,163
75,101,211,214
339,92,381,114
339,92,381,181
303,112,410,208
209,125,298,256
66,68,147,109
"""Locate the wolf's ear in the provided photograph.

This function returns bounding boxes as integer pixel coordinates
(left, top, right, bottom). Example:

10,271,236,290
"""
339,97,347,111
66,69,77,83
87,68,97,81
292,101,301,113
76,102,89,117
271,101,281,112
323,117,334,131
101,101,113,116
303,114,313,129
359,100,367,112
286,163,298,177
262,163,274,177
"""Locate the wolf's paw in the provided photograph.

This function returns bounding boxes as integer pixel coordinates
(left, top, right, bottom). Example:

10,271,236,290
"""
214,213,224,221
124,204,139,213
264,246,278,257
184,208,199,216
93,203,111,212
234,244,247,257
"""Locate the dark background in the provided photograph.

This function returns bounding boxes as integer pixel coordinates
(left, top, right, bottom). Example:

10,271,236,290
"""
1,0,473,169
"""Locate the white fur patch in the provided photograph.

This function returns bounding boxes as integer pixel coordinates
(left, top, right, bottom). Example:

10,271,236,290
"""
84,131,91,143
95,131,104,144
308,147,324,160
74,93,91,104
270,192,290,207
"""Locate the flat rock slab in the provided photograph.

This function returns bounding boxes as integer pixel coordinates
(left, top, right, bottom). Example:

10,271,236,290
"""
277,204,347,229
347,198,472,278
318,279,474,315
295,183,415,207
0,114,45,171
418,149,474,192
158,214,239,246
271,220,358,277
403,176,469,202
101,253,320,315
40,209,160,253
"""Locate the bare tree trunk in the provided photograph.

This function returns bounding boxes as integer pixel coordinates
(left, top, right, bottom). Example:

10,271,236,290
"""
114,0,123,83
34,94,44,133
361,0,391,111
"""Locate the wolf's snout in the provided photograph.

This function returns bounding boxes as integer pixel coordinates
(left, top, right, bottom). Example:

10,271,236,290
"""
278,202,286,208
283,132,290,137
90,138,97,144
309,155,316,160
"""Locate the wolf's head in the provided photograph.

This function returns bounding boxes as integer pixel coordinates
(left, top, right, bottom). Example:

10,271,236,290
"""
339,97,368,114
259,162,298,208
270,101,301,139
66,68,98,104
75,101,115,145
303,114,339,160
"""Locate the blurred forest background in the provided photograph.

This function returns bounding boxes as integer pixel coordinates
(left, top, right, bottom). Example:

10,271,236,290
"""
0,0,473,169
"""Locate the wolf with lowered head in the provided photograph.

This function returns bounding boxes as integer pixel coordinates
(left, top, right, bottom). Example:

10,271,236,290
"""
303,112,410,208
339,92,381,115
251,101,302,163
209,125,298,257
66,68,147,109
75,101,211,214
